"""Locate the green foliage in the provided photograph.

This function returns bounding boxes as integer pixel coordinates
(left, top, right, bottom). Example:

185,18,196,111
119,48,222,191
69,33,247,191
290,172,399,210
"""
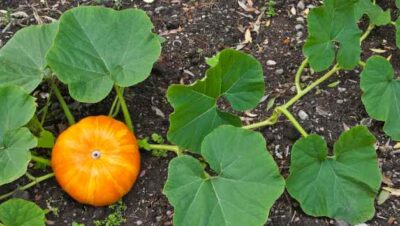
395,17,400,48
47,6,161,103
94,201,127,226
0,22,58,93
26,116,55,149
167,49,264,152
303,0,361,71
286,126,381,224
164,126,285,226
360,56,400,141
355,0,391,26
0,199,46,226
0,86,37,185
72,222,85,226
265,0,277,17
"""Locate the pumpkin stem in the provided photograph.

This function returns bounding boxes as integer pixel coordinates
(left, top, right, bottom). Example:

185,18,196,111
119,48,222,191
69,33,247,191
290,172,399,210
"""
114,85,134,132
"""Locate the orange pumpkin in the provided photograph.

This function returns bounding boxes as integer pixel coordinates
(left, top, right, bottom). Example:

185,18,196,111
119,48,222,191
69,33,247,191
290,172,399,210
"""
51,116,140,206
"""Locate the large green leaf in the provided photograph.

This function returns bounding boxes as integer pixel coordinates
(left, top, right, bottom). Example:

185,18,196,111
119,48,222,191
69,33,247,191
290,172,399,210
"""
164,126,285,226
46,6,161,103
167,49,264,152
396,0,400,9
0,22,58,93
0,199,46,226
0,86,37,185
360,56,400,140
0,128,36,185
0,86,36,138
286,126,381,224
355,0,391,26
303,0,362,72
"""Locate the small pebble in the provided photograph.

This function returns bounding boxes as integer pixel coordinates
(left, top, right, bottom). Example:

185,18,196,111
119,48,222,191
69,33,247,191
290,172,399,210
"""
338,87,346,92
296,31,303,37
275,68,284,75
337,100,344,104
267,60,277,66
297,1,305,10
296,17,305,23
298,110,309,120
295,24,304,30
136,220,143,225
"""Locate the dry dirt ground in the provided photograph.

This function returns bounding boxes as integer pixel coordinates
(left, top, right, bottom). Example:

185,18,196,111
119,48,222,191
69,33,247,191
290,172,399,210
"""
0,0,399,225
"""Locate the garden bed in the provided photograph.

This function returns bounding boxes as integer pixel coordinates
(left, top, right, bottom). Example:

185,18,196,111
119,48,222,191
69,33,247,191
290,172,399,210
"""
0,0,399,225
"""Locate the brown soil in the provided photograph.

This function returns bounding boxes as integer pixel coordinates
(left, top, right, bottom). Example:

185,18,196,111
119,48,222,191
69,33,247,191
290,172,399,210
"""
0,0,399,225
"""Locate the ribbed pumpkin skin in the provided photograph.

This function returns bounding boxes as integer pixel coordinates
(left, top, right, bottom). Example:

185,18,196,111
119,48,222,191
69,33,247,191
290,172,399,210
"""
52,116,140,206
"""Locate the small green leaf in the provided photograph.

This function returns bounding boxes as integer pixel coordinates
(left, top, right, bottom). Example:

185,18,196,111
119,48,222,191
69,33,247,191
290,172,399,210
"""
327,80,340,88
0,199,46,226
355,0,391,26
286,126,381,224
205,52,221,67
164,126,285,226
37,130,55,149
0,86,36,138
303,0,362,71
167,49,264,152
266,96,276,111
0,128,36,185
47,6,161,103
360,56,400,140
0,22,58,93
137,138,151,150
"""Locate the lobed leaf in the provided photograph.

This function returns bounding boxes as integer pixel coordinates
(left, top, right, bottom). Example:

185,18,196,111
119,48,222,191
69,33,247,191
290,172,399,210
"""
46,6,161,103
0,86,37,185
303,0,362,72
164,126,285,226
0,199,46,226
360,56,400,140
286,126,381,224
0,22,58,93
167,49,264,152
355,0,391,26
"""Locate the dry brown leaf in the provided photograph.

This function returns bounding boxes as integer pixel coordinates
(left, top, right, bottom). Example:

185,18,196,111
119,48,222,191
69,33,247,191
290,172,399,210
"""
394,142,400,149
382,175,394,186
159,26,183,36
238,0,256,12
244,111,257,117
370,48,387,53
383,187,400,196
244,28,252,44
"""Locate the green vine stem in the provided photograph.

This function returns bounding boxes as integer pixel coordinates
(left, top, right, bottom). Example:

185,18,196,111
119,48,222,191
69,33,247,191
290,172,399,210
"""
114,85,134,132
0,173,55,201
108,95,120,117
360,24,375,42
49,79,75,125
31,155,51,166
295,58,309,93
277,107,308,137
147,144,183,156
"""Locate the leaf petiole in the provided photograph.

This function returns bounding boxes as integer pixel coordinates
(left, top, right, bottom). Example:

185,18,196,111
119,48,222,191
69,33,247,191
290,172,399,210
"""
0,173,55,200
147,144,183,156
295,58,309,93
49,79,75,125
31,155,51,166
114,85,134,132
108,94,121,117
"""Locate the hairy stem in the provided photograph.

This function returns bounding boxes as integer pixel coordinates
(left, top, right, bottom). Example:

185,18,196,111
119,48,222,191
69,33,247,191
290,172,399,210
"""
278,107,308,137
49,79,75,125
0,173,55,200
114,85,133,132
295,58,309,93
31,155,51,166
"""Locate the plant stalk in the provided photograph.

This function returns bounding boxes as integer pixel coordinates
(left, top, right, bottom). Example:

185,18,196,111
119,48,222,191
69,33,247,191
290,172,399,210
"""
49,79,75,125
31,155,51,166
148,144,182,156
0,173,55,201
108,95,120,117
114,85,134,132
277,107,308,137
360,24,375,43
295,58,309,93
